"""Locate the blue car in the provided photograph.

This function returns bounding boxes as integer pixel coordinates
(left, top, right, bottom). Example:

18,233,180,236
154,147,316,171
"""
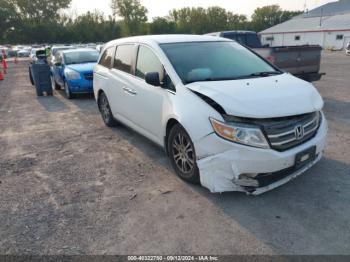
51,49,99,99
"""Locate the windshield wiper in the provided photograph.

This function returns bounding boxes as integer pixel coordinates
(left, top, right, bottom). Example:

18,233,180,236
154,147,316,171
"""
249,71,282,77
184,71,282,84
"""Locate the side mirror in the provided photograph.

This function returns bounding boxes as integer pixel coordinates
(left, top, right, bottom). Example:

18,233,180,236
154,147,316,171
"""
145,72,160,87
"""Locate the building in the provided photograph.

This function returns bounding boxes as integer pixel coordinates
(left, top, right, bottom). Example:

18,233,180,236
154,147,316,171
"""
260,0,350,50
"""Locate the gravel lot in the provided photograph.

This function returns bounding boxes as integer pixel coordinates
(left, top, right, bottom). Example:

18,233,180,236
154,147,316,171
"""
0,52,349,255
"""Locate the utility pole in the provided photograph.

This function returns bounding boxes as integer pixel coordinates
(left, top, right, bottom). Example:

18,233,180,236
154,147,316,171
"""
319,8,323,26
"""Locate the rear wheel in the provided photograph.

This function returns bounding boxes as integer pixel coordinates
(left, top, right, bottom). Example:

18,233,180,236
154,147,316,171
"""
29,68,34,86
98,92,117,127
51,75,61,90
168,124,199,184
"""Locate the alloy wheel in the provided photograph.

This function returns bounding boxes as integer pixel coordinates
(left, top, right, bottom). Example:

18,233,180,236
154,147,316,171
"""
100,95,111,122
172,132,195,174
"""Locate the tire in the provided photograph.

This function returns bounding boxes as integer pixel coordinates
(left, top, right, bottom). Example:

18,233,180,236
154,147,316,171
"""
98,92,118,127
29,68,34,86
64,81,74,99
51,76,61,90
167,124,200,184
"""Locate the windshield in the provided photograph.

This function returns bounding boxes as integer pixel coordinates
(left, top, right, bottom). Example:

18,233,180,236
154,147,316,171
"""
52,47,74,56
63,50,99,65
160,41,280,84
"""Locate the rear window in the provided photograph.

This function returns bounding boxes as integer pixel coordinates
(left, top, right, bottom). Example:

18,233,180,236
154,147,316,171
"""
223,33,261,48
99,47,115,68
113,45,134,73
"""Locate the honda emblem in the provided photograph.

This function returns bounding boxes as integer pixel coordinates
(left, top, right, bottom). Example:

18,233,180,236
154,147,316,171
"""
295,125,304,140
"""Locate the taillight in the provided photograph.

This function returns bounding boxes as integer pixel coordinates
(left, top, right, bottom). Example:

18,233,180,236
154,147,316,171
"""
266,55,275,64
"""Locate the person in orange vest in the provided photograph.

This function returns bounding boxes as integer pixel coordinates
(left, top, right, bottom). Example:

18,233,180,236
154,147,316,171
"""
1,51,8,70
0,63,4,80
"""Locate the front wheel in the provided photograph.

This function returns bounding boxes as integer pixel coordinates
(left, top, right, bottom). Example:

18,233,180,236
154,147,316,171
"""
64,81,74,99
168,124,200,184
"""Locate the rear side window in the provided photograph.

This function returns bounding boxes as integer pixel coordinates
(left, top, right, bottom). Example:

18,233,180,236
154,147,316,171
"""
99,47,115,68
113,45,134,73
136,46,164,80
246,33,262,48
223,33,246,45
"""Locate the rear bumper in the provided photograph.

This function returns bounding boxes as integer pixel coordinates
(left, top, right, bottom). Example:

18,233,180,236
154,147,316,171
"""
195,116,328,195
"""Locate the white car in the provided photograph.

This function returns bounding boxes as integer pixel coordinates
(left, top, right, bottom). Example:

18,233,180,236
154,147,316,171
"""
93,35,327,195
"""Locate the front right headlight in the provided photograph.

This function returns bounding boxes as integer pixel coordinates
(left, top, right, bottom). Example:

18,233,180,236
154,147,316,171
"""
210,117,269,149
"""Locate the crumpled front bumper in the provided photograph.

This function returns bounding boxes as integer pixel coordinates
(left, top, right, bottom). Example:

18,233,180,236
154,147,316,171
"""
195,117,328,195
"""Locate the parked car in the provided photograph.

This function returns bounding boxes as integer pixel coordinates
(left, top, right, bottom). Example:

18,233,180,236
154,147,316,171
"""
346,42,350,55
30,48,45,62
51,49,99,98
17,49,31,57
96,44,104,53
49,45,75,68
206,31,324,82
93,35,328,195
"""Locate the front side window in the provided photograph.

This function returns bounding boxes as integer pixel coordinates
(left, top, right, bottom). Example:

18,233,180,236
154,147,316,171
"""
160,41,279,84
55,52,62,64
99,47,115,68
136,46,164,80
113,45,134,73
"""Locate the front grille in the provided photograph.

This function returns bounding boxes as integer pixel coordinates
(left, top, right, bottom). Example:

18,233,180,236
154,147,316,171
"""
263,112,320,151
84,72,93,81
224,111,321,152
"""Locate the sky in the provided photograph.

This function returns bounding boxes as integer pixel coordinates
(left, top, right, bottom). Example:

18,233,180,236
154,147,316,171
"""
69,0,334,19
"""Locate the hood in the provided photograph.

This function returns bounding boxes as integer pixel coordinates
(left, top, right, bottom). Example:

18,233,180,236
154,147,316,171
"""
66,62,96,73
186,73,324,118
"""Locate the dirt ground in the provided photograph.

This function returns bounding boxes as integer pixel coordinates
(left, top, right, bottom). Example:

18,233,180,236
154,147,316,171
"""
0,52,349,255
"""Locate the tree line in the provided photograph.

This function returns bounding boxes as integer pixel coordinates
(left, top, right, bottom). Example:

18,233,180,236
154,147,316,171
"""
0,0,302,44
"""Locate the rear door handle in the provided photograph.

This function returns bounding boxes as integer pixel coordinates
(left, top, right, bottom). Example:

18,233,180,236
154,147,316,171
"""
123,86,137,96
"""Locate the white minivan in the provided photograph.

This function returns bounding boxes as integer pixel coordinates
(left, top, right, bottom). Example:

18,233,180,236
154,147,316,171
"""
93,35,327,195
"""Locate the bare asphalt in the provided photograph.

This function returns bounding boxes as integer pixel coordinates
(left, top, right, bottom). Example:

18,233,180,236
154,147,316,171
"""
0,52,349,255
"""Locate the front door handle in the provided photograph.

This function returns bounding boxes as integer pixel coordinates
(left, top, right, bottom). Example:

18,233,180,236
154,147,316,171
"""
123,86,137,96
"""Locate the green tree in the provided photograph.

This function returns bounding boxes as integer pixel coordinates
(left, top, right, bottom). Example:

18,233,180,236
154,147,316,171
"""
149,17,176,34
251,5,302,32
169,6,248,34
0,0,17,41
0,0,72,43
206,6,228,32
8,0,71,23
110,0,148,35
227,13,248,30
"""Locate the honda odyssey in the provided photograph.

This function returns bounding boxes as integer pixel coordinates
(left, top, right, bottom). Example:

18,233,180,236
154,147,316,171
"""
93,35,327,195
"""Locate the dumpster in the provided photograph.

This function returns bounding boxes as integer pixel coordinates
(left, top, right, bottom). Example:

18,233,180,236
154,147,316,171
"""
29,50,53,96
